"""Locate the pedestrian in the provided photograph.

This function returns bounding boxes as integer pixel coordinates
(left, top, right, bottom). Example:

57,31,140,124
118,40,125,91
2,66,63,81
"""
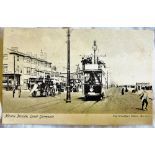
125,86,128,92
121,87,124,95
57,83,61,95
27,82,30,90
18,84,21,98
140,87,148,111
13,85,16,98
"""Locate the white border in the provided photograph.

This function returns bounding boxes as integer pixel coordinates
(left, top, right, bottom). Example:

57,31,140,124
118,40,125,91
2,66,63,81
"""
0,0,155,27
0,129,155,155
0,0,155,155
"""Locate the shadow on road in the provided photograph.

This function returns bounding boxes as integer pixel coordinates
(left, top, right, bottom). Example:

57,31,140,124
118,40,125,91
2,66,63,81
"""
136,108,143,111
77,96,105,102
77,97,85,101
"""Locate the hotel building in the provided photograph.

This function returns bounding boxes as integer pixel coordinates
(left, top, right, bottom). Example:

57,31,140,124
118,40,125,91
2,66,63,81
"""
3,47,53,89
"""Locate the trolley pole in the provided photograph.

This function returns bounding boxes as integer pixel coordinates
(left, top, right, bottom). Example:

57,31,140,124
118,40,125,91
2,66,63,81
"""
66,28,71,103
13,54,16,97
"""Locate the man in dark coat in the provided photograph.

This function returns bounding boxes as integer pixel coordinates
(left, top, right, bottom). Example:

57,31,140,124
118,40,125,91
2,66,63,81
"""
121,87,124,95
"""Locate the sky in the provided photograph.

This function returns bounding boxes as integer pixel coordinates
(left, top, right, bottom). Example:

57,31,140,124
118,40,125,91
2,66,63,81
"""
3,28,153,85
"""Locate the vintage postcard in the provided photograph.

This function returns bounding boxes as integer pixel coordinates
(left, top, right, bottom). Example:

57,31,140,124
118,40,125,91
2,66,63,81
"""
1,28,154,126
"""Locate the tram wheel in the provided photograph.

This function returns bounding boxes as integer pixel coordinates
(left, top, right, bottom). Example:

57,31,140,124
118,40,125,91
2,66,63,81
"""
85,96,88,101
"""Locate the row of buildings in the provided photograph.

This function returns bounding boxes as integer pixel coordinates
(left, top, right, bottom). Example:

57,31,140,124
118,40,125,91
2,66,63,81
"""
3,47,60,89
118,83,152,90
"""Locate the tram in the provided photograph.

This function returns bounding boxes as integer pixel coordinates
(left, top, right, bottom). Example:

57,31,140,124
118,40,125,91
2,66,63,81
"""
83,64,105,100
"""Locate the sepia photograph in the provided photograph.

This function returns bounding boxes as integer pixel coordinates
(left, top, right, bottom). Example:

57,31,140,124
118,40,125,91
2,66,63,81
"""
1,28,153,125
1,1,155,155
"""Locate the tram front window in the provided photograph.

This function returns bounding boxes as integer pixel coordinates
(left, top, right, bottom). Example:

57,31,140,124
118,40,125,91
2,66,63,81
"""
84,72,101,84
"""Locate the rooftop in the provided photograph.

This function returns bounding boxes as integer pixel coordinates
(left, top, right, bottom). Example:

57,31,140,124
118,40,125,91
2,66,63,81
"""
7,48,52,64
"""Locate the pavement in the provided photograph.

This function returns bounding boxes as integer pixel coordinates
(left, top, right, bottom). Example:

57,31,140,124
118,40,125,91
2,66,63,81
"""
2,87,153,114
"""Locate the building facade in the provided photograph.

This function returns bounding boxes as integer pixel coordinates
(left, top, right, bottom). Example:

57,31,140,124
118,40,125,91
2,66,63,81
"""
3,47,53,89
136,82,152,90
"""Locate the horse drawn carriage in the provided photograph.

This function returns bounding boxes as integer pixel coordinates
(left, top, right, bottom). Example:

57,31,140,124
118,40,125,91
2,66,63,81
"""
29,77,56,97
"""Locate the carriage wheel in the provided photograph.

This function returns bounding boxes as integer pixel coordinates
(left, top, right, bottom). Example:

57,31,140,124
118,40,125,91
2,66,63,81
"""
32,91,37,97
45,91,48,97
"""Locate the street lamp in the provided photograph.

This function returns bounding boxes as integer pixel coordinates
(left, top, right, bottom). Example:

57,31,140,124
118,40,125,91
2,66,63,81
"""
66,28,71,103
92,40,97,64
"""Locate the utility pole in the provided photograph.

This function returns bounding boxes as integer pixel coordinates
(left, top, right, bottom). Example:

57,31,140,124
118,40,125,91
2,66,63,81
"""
97,56,98,64
92,40,97,64
14,55,16,83
13,54,16,97
66,28,71,103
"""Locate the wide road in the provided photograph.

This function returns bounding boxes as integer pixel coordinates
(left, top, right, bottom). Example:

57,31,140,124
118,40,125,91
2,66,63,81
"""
2,87,152,114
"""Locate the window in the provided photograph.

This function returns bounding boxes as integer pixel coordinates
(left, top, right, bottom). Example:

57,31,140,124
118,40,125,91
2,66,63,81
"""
16,65,20,73
3,54,8,60
17,55,19,61
27,58,30,63
48,64,51,68
31,59,35,64
24,67,27,74
25,57,31,63
24,67,31,75
31,68,36,75
34,60,37,64
34,69,37,76
16,65,22,73
84,72,102,84
27,67,31,75
24,57,30,63
3,64,8,73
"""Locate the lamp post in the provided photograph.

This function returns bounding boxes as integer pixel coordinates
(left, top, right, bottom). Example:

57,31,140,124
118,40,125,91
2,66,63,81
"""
92,40,97,64
66,28,71,103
